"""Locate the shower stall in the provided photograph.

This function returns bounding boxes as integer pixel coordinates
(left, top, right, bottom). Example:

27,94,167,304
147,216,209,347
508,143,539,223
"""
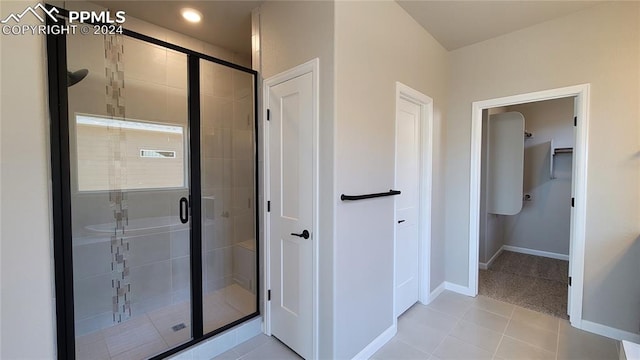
47,7,258,360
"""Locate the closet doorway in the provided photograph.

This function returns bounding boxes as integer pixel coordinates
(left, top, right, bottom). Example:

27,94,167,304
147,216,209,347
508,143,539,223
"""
468,85,590,326
480,99,573,318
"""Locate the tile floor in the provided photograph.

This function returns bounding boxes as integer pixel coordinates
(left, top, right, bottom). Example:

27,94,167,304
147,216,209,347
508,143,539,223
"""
212,334,302,360
213,290,619,360
373,291,619,360
76,284,255,360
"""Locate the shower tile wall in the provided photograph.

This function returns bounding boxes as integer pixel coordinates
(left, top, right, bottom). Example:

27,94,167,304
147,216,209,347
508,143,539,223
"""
67,5,252,337
69,34,191,335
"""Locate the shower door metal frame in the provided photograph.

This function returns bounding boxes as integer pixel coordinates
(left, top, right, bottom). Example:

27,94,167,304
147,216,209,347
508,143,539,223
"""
46,5,260,359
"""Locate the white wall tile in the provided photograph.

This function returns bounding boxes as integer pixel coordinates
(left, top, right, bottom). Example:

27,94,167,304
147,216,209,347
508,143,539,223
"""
124,37,167,85
166,86,189,125
128,232,171,267
232,129,253,161
233,96,254,130
167,32,205,53
170,229,190,258
122,16,168,42
204,44,235,63
125,78,168,122
172,256,191,292
233,214,254,244
73,241,112,280
74,274,113,320
212,65,234,99
130,260,172,302
75,312,114,337
167,50,188,90
233,71,253,100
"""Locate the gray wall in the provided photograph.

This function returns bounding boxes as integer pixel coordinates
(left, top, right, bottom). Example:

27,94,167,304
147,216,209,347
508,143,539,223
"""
259,1,336,357
334,2,449,358
445,2,640,335
1,1,56,357
260,1,449,357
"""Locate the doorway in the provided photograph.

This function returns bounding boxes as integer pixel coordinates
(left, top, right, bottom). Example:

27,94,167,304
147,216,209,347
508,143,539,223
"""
468,84,590,326
478,99,574,318
394,83,433,317
263,59,319,360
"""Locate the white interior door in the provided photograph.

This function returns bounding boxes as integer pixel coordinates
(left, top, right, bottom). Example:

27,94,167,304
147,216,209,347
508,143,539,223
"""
268,72,313,359
395,97,421,317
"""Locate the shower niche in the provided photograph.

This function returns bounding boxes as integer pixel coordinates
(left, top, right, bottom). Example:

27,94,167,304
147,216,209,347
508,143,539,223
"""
48,10,258,360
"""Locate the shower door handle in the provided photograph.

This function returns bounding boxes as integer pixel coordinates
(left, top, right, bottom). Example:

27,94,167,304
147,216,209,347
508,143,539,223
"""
179,197,189,224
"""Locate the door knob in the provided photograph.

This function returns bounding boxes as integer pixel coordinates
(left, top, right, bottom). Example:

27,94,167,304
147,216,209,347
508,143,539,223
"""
291,230,310,239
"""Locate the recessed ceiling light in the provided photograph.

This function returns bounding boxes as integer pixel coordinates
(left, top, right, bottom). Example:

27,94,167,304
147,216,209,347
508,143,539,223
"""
181,8,202,23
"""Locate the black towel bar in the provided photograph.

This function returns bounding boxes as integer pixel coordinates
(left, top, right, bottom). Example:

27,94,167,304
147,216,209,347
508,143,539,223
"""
340,190,401,201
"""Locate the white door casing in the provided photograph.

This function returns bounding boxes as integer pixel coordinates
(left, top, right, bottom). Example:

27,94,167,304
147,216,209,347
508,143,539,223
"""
469,84,590,327
395,97,421,316
393,82,433,318
264,59,319,360
567,97,578,316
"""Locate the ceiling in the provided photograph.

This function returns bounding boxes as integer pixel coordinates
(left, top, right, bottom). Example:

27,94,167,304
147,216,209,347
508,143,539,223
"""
91,1,260,56
396,0,603,50
90,1,604,56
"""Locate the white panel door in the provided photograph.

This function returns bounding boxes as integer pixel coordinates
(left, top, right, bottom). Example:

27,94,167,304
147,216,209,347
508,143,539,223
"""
395,97,421,317
268,72,313,359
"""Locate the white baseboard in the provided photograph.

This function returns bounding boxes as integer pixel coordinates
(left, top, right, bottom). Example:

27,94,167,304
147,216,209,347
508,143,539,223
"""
426,281,475,301
426,282,446,304
579,320,640,343
502,245,569,261
479,247,504,270
351,324,397,360
444,281,475,297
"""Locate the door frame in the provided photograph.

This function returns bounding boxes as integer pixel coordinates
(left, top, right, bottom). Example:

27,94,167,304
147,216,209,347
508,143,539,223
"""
262,58,320,359
393,82,433,318
468,84,590,326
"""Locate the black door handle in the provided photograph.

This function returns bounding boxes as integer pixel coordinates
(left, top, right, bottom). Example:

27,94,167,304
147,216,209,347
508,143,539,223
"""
398,220,405,224
179,197,189,224
291,230,310,239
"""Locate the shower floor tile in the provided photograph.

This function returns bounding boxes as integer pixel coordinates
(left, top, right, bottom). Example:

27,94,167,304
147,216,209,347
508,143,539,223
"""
76,284,256,360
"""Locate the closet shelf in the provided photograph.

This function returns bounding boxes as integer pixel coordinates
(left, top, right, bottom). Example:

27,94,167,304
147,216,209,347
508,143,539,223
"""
550,144,573,179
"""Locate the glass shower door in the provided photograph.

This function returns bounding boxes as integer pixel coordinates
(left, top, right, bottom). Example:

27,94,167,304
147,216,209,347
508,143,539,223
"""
200,59,257,333
67,30,192,359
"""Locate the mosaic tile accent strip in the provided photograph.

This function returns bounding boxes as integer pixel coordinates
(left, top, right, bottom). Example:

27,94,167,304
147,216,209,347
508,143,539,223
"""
105,34,125,118
105,33,131,323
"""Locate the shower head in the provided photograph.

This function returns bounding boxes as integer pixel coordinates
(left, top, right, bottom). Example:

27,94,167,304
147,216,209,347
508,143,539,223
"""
67,69,88,87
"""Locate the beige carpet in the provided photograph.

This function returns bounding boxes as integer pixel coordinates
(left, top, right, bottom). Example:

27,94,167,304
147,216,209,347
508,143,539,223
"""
479,250,569,319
